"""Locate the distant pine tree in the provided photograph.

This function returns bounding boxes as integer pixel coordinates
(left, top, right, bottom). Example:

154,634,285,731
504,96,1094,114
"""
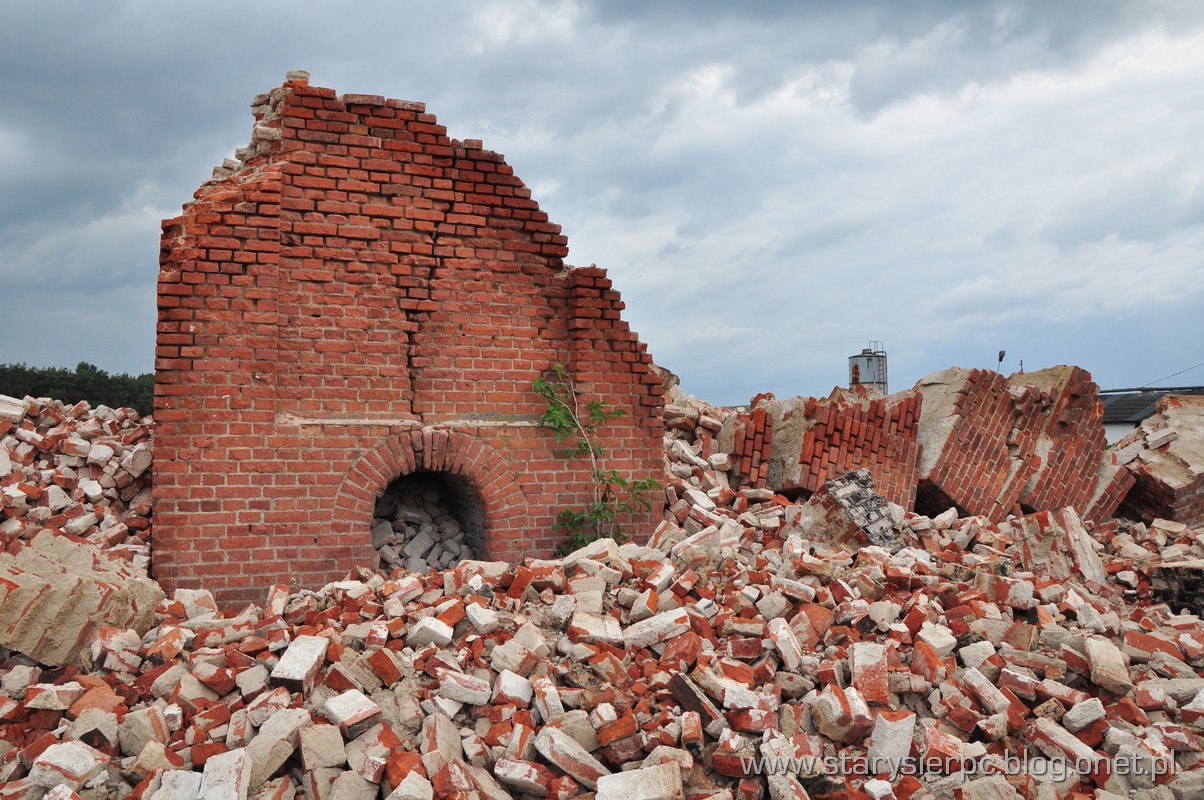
0,362,154,416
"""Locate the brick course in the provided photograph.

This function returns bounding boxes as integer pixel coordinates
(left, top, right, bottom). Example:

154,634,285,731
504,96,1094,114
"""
722,387,921,509
155,77,662,606
913,365,1129,523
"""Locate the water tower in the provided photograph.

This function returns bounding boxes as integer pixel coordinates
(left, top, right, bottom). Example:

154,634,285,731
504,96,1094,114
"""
849,341,888,395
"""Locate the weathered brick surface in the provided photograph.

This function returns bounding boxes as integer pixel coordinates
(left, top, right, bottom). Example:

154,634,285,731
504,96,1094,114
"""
914,365,1127,523
1117,394,1204,528
913,367,1035,520
723,396,774,489
155,77,662,605
1007,366,1118,521
737,387,921,508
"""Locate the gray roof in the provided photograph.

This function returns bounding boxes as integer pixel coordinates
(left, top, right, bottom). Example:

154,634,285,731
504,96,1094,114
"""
1101,388,1204,424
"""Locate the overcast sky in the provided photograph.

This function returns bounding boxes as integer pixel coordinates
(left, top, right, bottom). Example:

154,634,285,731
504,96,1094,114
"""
2,1,1203,405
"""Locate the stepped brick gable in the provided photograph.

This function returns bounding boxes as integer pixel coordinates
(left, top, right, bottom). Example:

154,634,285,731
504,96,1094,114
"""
154,75,662,605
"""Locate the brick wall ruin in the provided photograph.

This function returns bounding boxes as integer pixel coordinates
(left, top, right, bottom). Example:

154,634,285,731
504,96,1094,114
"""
154,75,663,605
669,364,1145,538
1115,394,1204,527
723,387,922,509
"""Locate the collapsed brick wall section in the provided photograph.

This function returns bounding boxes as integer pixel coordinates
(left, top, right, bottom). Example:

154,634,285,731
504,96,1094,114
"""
1082,451,1137,526
1005,366,1116,518
773,388,919,509
688,362,1135,526
913,367,1033,521
155,76,661,606
723,398,773,488
718,387,920,509
912,366,1128,523
1116,394,1204,527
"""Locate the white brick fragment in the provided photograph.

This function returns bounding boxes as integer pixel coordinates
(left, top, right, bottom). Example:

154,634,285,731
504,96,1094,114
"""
1085,636,1134,696
492,670,533,706
29,741,108,790
767,618,803,670
622,608,690,649
918,623,958,657
437,669,492,705
386,772,435,800
596,762,683,800
199,747,251,800
534,726,610,789
0,394,30,423
269,634,328,690
867,712,916,777
324,690,382,738
149,769,204,799
465,603,499,633
246,707,311,790
1062,697,1105,733
407,617,454,647
567,611,623,645
300,724,347,770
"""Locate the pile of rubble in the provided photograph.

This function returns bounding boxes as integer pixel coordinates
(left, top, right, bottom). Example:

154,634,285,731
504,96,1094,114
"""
3,369,1204,800
0,531,162,666
1114,395,1204,530
3,455,1204,799
664,366,1140,526
0,394,153,568
373,480,477,574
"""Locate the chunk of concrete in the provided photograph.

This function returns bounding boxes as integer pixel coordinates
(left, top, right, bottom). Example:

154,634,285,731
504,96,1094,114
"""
534,726,610,789
596,762,683,800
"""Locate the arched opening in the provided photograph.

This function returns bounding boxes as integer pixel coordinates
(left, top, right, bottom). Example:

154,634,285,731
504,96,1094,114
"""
334,428,532,571
372,470,485,572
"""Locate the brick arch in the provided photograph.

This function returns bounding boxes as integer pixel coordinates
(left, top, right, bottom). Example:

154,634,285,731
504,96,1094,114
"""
331,428,528,562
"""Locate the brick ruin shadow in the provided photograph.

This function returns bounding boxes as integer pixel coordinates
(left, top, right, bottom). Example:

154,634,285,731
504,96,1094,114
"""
154,75,663,606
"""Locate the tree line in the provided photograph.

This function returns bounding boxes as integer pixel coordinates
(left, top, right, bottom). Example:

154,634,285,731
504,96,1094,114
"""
0,362,154,417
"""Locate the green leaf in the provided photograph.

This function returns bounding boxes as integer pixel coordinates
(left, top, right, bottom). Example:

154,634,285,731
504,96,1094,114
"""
535,361,661,550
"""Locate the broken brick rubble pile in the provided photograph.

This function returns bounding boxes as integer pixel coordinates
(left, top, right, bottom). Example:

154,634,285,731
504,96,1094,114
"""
4,467,1204,799
373,480,477,575
0,394,153,569
665,366,1142,527
0,531,163,667
1114,395,1204,530
3,369,1204,799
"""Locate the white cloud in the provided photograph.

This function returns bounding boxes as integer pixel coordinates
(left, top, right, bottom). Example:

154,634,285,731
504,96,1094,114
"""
467,0,584,52
0,190,169,288
521,23,1204,400
3,1,1204,400
0,123,23,173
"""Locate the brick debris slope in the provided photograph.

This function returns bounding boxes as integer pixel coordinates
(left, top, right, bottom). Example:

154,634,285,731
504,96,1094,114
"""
0,395,152,567
2,371,1204,799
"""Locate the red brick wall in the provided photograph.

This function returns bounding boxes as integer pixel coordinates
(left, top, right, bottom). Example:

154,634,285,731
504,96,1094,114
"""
728,402,773,488
914,366,1129,523
155,77,662,606
914,368,1033,521
1006,367,1113,517
727,388,921,510
786,390,921,509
